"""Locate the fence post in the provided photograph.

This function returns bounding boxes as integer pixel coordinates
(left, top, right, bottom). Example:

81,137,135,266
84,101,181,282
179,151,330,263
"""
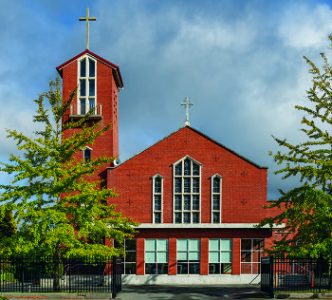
269,256,274,298
111,256,116,299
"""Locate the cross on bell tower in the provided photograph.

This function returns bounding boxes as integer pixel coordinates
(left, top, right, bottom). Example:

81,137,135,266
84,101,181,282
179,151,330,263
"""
181,96,193,126
79,7,96,50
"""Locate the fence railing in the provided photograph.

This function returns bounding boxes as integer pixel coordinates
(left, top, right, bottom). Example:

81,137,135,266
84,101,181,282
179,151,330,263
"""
0,256,122,298
261,257,332,297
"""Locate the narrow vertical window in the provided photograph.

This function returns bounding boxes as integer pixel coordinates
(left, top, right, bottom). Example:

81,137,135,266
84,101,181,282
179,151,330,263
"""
145,239,168,274
123,239,137,274
83,147,92,162
173,157,201,224
211,175,222,223
78,56,97,115
153,175,163,223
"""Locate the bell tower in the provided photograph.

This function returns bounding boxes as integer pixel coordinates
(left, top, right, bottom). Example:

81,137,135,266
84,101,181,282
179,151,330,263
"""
56,8,123,167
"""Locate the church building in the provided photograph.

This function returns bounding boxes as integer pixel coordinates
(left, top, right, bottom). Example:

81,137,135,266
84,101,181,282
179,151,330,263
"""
56,10,281,285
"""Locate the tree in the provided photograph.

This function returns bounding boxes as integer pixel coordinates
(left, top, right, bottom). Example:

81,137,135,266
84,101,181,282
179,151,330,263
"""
261,36,332,260
0,78,136,260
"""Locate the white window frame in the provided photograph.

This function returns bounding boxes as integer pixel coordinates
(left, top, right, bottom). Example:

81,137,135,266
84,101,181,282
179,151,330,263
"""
173,156,201,224
208,239,232,274
211,174,222,223
176,239,200,274
82,146,93,161
78,55,97,115
152,174,163,224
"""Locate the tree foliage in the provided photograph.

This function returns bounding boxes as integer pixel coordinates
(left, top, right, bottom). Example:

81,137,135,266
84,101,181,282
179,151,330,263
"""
261,36,332,259
0,78,136,259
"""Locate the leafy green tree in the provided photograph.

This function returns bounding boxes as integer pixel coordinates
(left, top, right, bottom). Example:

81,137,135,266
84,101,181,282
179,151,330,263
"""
0,207,16,239
261,36,332,259
0,78,136,260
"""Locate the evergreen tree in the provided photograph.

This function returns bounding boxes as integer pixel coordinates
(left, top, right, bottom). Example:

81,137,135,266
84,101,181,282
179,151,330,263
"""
0,78,136,259
261,36,332,259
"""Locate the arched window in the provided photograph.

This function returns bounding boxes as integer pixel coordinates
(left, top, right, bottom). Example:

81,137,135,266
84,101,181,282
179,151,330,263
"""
173,156,201,224
211,174,222,223
152,175,163,223
83,147,92,162
78,56,96,115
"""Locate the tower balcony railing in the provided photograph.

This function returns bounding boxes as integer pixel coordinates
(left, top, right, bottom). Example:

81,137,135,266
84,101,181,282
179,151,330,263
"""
69,104,103,121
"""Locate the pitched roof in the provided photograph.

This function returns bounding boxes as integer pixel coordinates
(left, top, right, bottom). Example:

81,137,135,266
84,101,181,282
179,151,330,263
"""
111,125,268,170
56,49,124,88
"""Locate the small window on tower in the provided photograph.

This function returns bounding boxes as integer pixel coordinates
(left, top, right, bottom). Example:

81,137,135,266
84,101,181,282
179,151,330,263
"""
83,148,92,162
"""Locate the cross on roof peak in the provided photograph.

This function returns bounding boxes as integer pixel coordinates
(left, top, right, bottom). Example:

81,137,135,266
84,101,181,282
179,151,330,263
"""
79,7,96,50
181,96,193,126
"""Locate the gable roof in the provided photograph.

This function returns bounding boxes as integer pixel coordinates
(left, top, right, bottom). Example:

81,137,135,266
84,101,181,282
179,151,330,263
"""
111,125,268,170
56,49,124,88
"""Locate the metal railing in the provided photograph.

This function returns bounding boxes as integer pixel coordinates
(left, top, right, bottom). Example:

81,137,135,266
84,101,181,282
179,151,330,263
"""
261,257,332,296
0,256,122,297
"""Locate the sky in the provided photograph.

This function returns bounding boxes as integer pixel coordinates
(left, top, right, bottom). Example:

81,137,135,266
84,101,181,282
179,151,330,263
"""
1,0,332,199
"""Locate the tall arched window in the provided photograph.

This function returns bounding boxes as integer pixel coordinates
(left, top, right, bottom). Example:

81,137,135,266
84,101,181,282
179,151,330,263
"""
173,156,201,224
211,174,222,223
82,147,92,162
152,175,163,223
78,56,96,115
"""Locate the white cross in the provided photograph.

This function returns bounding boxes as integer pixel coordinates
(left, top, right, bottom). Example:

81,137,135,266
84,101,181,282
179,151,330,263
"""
181,96,193,126
79,7,96,50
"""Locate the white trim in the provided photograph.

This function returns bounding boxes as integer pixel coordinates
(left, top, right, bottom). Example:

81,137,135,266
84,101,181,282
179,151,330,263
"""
77,54,97,115
137,223,285,229
152,174,163,224
211,174,222,223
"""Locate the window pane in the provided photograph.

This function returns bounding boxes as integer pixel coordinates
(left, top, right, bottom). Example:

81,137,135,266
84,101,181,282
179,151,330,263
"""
177,262,188,274
175,178,182,193
145,263,156,274
213,195,220,210
192,212,199,223
177,252,187,261
209,252,219,263
193,162,199,175
192,195,199,210
154,177,161,193
89,98,95,112
222,263,232,274
184,195,190,210
209,239,219,251
221,252,231,263
175,163,182,175
177,240,187,251
125,263,136,274
126,239,136,251
157,264,168,274
154,212,161,223
241,251,251,262
157,252,167,263
188,252,199,261
193,178,199,193
241,239,251,251
175,195,182,210
209,263,220,274
157,240,167,251
145,252,156,263
213,212,220,223
184,158,191,175
213,177,220,193
80,98,86,114
145,240,156,251
154,195,161,210
189,263,200,274
221,239,231,251
89,79,95,96
184,178,190,193
189,240,199,251
89,58,95,77
126,251,136,262
80,79,86,96
183,212,190,223
175,212,181,223
83,148,91,161
80,58,86,77
254,239,264,250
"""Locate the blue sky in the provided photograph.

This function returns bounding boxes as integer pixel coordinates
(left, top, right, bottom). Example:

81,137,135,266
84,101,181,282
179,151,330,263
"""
1,0,332,199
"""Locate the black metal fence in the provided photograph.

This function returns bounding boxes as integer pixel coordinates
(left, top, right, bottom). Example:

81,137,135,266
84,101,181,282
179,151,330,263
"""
0,256,122,298
261,257,332,296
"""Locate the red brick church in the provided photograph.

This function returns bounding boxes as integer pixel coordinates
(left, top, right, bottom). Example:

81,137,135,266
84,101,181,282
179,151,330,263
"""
56,22,281,284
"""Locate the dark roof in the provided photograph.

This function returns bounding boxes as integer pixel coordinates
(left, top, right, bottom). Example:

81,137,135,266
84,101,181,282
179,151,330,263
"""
56,49,124,88
110,125,268,170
